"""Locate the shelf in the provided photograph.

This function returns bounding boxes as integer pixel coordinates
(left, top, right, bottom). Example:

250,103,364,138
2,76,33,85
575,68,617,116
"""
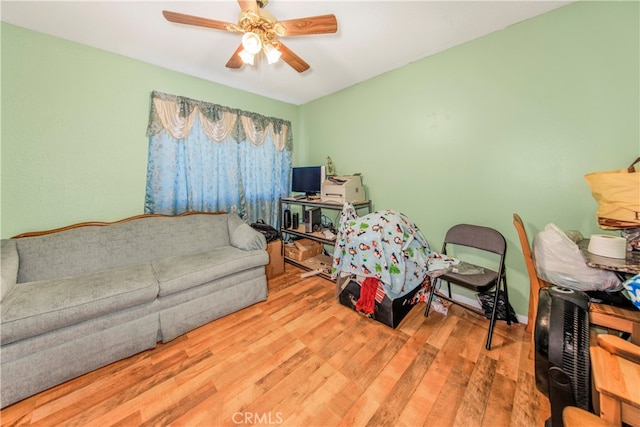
280,198,371,210
279,226,336,245
279,198,372,281
284,254,333,281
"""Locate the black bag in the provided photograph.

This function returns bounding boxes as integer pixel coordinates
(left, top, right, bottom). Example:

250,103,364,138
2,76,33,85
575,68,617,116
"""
251,220,279,243
477,290,519,323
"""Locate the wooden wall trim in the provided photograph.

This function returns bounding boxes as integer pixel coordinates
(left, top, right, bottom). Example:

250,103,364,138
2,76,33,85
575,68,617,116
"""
12,211,226,239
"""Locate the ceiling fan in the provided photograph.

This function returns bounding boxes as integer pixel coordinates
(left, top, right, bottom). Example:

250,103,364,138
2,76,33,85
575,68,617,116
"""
162,0,338,73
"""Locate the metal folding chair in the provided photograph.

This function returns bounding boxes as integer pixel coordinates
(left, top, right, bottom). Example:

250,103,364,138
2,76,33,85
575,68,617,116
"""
424,223,510,350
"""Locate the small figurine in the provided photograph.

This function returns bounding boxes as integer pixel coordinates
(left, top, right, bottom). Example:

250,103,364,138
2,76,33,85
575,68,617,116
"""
326,156,336,176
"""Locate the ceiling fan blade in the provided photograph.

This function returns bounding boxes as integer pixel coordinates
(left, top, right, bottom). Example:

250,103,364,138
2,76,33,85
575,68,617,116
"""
237,0,259,14
279,14,338,36
278,43,310,73
162,10,232,31
226,45,244,69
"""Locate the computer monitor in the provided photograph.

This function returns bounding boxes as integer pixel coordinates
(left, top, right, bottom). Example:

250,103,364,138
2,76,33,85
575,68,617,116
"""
291,166,325,197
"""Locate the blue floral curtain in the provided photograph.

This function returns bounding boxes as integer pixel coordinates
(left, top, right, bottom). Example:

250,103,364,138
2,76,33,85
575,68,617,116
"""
145,91,292,227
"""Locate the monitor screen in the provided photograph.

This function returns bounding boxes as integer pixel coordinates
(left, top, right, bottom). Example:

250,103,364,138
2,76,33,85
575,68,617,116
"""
291,166,324,196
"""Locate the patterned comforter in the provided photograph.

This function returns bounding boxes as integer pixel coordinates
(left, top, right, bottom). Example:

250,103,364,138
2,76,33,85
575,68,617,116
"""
331,203,431,299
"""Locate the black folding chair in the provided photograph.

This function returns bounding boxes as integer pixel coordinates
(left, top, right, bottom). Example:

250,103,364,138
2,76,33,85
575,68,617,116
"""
424,223,510,350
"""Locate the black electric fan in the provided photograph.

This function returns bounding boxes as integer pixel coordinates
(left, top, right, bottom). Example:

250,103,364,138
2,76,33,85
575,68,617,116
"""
534,286,591,427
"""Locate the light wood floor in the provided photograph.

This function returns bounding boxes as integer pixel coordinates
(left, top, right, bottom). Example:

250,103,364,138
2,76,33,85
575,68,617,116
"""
1,264,550,426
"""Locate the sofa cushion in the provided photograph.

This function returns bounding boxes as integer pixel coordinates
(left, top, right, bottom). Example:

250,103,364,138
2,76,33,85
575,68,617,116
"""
0,264,159,345
152,247,269,297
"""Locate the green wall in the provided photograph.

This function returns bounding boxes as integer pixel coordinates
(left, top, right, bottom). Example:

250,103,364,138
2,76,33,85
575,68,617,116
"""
2,1,638,318
298,1,639,316
1,23,299,238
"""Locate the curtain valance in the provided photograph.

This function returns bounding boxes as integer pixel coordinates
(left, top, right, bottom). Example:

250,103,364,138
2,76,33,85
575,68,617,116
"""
146,91,292,152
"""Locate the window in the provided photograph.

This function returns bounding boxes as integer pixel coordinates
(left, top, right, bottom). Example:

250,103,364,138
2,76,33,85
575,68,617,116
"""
145,91,291,226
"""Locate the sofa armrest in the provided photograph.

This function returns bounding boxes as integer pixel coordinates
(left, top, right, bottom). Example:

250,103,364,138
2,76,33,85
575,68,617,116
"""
227,213,267,251
1,239,19,302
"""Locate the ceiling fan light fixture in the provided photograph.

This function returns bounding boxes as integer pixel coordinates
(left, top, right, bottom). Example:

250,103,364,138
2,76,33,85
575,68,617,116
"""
238,49,255,65
163,2,338,73
263,43,282,64
241,32,262,55
273,22,286,37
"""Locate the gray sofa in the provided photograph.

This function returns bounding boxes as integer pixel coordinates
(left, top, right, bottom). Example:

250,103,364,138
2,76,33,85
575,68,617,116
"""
0,212,269,408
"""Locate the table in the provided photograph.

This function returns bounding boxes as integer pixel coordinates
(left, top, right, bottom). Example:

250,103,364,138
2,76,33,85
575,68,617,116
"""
577,239,640,345
577,239,640,425
579,238,640,275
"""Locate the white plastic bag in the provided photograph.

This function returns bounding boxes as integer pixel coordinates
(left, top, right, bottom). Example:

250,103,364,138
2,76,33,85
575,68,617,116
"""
532,223,622,292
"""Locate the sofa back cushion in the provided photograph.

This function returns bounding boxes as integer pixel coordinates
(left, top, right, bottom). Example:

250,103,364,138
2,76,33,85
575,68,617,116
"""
15,213,232,283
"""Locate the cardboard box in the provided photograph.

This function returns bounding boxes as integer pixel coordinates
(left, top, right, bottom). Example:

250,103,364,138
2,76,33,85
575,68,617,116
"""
284,238,323,261
266,239,284,278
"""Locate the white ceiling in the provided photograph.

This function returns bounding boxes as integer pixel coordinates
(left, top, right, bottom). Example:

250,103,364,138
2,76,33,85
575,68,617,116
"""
1,0,573,105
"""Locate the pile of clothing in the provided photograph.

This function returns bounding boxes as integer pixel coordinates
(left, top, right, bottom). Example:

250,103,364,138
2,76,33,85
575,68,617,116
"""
331,202,432,317
333,203,496,325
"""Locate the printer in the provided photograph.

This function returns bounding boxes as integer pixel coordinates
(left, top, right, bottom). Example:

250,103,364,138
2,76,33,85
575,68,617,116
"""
321,175,366,204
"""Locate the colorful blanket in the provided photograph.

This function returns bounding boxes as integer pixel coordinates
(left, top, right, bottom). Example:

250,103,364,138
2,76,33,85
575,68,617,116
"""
331,203,431,299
